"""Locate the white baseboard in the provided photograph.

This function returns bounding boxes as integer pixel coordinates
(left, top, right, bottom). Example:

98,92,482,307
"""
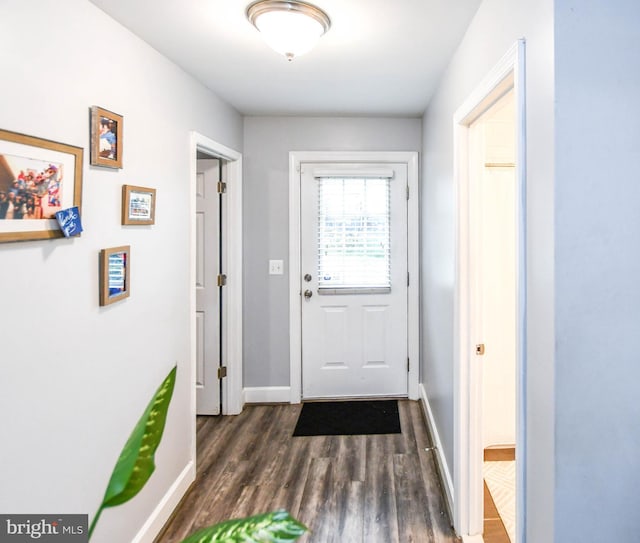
132,461,195,543
419,383,455,515
244,386,291,404
462,535,484,543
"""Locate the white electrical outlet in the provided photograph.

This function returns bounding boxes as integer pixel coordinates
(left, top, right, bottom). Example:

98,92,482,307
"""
269,259,284,275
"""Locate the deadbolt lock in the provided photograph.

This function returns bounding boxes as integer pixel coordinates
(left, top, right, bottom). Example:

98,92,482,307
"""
304,273,312,282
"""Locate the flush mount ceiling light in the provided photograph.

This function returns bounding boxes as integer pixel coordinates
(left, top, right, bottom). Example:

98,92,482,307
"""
246,0,331,61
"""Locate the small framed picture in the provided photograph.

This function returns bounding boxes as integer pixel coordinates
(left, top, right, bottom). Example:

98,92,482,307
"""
0,128,83,243
90,106,123,169
122,184,156,225
99,245,130,306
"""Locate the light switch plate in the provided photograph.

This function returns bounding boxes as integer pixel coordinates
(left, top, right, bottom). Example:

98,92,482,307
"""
269,259,284,275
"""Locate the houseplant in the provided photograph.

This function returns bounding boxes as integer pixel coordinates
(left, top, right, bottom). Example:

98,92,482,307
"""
89,367,306,542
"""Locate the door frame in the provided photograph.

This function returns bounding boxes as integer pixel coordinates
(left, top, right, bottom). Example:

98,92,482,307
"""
453,40,526,541
288,151,420,403
189,131,243,453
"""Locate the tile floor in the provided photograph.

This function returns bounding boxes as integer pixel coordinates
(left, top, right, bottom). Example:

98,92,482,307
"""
483,459,515,543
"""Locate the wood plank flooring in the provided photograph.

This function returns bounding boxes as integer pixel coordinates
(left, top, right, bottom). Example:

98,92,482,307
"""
155,401,460,543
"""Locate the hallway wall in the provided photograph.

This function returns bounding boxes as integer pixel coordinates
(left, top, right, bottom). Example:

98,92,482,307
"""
420,0,554,540
0,1,242,542
242,116,421,388
554,1,640,540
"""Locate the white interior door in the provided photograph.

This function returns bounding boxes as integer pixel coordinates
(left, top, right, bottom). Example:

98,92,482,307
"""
196,158,221,415
300,163,408,399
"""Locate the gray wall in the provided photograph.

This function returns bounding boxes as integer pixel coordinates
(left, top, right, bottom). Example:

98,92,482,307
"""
554,1,640,540
0,1,242,542
242,117,421,387
421,0,555,540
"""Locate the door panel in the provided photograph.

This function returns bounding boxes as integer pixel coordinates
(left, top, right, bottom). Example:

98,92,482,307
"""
301,163,408,399
362,305,389,366
321,305,347,367
196,158,221,415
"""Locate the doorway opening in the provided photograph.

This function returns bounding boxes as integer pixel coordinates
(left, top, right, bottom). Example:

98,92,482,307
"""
472,90,517,543
453,41,526,543
189,131,244,460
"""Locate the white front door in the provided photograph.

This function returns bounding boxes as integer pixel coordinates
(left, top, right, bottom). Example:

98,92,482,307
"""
196,158,221,415
300,163,408,399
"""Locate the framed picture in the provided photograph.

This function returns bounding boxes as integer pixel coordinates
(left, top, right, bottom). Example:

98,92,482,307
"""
0,129,83,243
122,184,156,225
99,245,130,306
90,106,123,168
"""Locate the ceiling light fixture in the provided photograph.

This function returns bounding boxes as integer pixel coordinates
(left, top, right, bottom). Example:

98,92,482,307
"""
246,0,331,61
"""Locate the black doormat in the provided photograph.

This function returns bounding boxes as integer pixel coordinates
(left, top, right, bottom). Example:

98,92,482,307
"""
292,400,401,436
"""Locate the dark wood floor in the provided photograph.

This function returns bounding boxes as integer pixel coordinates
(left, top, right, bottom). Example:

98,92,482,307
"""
155,401,460,543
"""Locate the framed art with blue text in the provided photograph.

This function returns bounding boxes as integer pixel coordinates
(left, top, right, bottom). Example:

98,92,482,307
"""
0,128,83,243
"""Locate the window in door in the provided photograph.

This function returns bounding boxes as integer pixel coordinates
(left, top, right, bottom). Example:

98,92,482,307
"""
317,176,391,293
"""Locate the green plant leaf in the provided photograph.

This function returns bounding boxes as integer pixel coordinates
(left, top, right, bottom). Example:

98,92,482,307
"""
179,510,307,543
89,366,177,539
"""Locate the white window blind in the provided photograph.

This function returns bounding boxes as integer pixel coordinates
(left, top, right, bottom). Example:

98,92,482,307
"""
317,176,391,291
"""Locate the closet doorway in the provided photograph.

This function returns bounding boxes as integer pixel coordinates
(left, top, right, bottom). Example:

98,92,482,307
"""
189,131,244,425
453,40,526,543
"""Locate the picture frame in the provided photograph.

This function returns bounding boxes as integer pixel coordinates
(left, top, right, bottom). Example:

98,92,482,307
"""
99,245,130,306
122,184,156,225
90,106,123,169
0,128,83,243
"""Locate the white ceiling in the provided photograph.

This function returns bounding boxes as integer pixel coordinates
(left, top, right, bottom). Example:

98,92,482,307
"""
89,0,482,116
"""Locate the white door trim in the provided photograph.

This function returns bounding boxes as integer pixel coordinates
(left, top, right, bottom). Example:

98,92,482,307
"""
453,40,526,541
289,151,420,403
189,132,243,459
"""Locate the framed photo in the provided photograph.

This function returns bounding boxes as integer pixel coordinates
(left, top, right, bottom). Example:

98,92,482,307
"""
99,245,130,306
0,129,83,243
122,185,156,225
90,106,123,169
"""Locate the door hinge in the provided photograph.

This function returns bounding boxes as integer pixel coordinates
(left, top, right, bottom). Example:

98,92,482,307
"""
217,274,227,287
476,344,485,356
407,358,410,372
406,184,410,200
217,366,227,379
407,272,410,287
217,181,227,194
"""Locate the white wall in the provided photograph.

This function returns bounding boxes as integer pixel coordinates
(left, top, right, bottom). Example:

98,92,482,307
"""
420,0,554,540
554,1,640,540
242,117,421,387
0,1,242,542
